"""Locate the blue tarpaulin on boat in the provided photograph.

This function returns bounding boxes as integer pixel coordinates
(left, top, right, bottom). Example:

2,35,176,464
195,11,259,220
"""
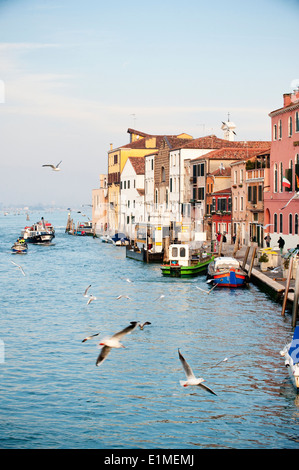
289,326,299,365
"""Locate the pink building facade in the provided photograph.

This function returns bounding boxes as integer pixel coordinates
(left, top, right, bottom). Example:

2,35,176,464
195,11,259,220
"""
264,89,299,249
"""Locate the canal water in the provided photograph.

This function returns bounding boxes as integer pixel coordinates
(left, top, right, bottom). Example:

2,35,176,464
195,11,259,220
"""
0,210,298,449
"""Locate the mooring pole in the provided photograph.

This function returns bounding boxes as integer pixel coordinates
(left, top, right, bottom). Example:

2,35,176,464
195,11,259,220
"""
292,263,299,327
281,256,294,317
247,247,257,280
242,246,250,270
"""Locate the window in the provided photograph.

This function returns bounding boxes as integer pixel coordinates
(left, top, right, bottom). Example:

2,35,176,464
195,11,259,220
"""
161,166,165,182
279,119,282,139
197,187,204,200
240,169,244,183
217,198,227,212
240,196,243,211
274,164,278,192
295,214,298,234
258,185,263,201
289,116,293,137
274,213,278,233
172,246,178,257
296,112,299,133
234,196,238,211
151,159,154,171
289,213,293,234
212,197,216,212
280,213,283,233
234,170,237,184
273,124,277,140
170,178,173,192
127,180,130,189
114,154,118,164
280,162,283,192
228,197,232,211
124,181,126,189
180,247,186,258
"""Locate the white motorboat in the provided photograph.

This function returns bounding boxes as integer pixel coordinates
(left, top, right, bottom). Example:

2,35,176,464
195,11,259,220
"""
280,326,299,391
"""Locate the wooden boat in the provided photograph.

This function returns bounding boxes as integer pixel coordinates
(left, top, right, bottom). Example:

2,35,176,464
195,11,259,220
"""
11,239,28,254
161,244,214,277
126,245,164,263
280,327,299,391
207,256,248,287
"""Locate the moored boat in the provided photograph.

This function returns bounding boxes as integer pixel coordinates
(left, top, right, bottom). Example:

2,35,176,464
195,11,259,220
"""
161,243,214,278
207,256,248,287
11,238,28,254
21,217,55,244
280,327,299,392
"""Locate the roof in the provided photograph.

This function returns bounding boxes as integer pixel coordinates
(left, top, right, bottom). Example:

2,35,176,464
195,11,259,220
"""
191,146,271,162
128,156,145,175
210,167,231,177
211,187,232,196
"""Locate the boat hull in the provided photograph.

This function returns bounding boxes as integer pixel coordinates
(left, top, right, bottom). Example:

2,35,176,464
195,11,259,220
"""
11,244,28,254
207,256,248,287
161,257,212,278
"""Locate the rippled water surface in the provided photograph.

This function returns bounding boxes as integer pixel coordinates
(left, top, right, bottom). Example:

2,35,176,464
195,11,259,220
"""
1,210,299,449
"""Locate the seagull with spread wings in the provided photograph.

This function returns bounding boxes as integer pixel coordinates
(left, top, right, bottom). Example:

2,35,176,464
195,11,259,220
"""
178,349,217,395
42,160,62,171
280,191,299,210
11,260,26,276
96,322,139,366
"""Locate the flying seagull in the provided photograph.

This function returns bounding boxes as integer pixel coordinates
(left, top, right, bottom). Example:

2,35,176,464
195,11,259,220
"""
139,321,151,330
178,349,217,395
82,332,100,343
154,294,165,301
10,260,25,276
256,223,274,229
116,294,132,300
280,191,299,210
42,160,62,171
83,285,92,297
96,321,139,366
87,294,97,305
195,283,218,295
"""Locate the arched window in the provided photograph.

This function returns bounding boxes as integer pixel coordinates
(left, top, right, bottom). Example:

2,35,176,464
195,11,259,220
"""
289,213,293,234
295,214,298,235
280,162,283,192
289,116,293,137
161,166,165,182
280,213,283,233
274,163,278,192
274,213,278,233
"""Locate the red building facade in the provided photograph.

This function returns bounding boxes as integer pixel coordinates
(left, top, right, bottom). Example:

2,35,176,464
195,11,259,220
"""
265,89,299,249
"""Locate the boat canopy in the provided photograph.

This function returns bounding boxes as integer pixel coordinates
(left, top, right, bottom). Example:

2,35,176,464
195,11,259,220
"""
289,326,299,365
214,257,240,269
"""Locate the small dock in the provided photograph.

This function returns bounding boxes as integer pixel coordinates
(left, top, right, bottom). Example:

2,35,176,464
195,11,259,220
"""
220,243,298,325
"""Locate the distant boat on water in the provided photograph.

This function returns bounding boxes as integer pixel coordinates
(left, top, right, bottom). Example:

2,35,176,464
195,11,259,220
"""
21,217,55,244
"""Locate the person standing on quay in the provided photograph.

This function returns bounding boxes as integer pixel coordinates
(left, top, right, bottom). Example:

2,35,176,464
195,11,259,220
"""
264,233,271,247
278,236,285,254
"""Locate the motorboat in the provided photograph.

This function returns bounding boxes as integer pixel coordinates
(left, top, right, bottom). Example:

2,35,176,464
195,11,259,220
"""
21,217,55,244
207,256,248,287
280,327,299,392
112,233,130,246
161,244,214,278
11,239,28,254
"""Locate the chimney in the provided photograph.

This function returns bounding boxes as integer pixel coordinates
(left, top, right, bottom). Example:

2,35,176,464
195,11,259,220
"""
283,93,292,107
110,143,113,150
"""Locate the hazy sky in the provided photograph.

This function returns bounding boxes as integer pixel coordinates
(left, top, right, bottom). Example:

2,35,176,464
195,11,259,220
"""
0,0,298,208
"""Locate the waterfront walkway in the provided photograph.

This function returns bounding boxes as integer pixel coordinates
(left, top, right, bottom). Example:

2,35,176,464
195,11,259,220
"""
219,243,298,321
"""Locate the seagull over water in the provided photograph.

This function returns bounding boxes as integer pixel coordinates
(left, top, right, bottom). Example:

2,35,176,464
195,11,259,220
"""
87,294,97,305
195,283,218,295
42,160,62,171
11,260,26,276
178,349,217,395
96,321,139,366
154,294,165,301
116,294,132,300
139,321,151,330
82,332,100,342
83,285,92,297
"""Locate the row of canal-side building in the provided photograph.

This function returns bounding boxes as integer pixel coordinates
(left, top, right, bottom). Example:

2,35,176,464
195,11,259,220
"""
91,87,299,253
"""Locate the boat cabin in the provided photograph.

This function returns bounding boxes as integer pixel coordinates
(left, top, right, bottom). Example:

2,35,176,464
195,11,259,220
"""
168,244,200,267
